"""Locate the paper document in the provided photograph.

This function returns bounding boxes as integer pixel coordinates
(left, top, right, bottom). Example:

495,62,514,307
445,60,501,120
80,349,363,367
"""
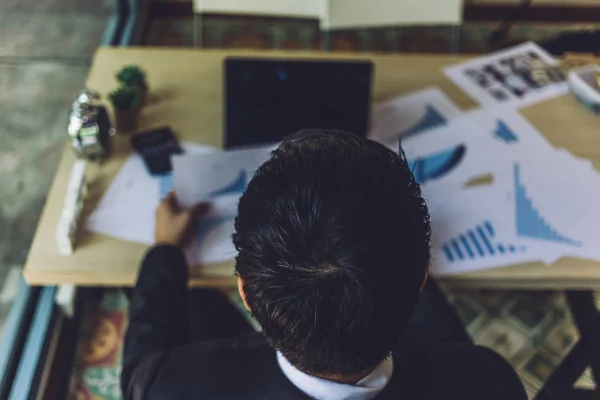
172,146,275,208
400,106,553,188
427,158,600,275
368,87,462,143
444,42,568,108
86,143,216,246
171,145,275,265
415,106,600,275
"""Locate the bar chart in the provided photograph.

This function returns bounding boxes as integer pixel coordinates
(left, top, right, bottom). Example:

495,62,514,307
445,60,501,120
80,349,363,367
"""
514,164,581,246
441,220,523,263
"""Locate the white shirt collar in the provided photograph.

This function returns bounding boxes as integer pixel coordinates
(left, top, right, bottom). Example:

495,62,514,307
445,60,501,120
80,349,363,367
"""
276,352,394,400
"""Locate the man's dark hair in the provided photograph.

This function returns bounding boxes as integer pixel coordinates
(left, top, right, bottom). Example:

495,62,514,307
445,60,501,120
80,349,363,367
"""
233,130,431,377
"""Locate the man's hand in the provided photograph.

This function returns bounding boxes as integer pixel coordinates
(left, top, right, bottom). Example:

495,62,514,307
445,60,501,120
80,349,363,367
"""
155,191,210,247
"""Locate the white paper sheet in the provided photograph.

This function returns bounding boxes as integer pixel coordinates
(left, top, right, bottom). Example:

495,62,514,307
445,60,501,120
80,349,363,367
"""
368,87,462,143
427,183,553,275
172,145,274,209
171,145,275,265
400,107,554,187
424,146,600,275
444,42,569,108
86,142,217,246
498,160,600,262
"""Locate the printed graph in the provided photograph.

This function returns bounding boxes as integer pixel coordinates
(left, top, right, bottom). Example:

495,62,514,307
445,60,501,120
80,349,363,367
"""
400,105,447,139
156,171,239,246
494,120,518,143
409,144,466,184
441,220,523,263
206,170,248,198
513,164,581,246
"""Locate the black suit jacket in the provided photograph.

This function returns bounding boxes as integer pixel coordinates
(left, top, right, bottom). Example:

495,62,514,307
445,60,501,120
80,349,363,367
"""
122,245,527,400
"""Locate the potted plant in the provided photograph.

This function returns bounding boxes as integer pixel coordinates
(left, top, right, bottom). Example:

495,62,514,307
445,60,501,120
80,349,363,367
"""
116,65,149,105
109,86,141,133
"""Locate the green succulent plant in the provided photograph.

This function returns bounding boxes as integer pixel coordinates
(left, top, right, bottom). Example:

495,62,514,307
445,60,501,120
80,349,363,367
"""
116,65,147,88
109,86,140,110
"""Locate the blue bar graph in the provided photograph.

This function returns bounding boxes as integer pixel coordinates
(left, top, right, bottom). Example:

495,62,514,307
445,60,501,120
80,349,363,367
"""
513,164,581,246
476,226,495,255
442,244,454,262
459,235,475,258
441,220,524,264
484,221,495,236
451,239,465,260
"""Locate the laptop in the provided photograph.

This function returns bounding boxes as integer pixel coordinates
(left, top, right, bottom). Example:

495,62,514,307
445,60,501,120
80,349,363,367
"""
224,57,374,149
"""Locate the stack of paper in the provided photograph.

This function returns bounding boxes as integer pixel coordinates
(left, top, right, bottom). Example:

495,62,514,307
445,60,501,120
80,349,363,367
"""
367,42,600,275
395,107,600,275
86,142,274,268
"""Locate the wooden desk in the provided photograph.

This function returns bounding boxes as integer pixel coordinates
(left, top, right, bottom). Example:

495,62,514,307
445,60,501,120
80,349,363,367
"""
23,48,600,289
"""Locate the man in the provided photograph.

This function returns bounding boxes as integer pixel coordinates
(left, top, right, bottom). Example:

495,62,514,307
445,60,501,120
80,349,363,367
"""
122,131,527,400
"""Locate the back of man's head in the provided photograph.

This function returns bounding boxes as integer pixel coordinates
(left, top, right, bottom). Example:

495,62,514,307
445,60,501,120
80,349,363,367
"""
233,130,431,377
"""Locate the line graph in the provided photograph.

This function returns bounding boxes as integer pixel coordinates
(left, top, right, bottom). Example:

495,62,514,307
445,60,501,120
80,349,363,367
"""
400,105,447,139
513,163,581,246
441,220,524,263
206,170,247,198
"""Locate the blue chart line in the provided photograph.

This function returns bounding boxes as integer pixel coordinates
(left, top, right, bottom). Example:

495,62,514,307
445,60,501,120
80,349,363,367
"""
441,219,523,263
513,164,581,246
157,173,174,200
494,120,519,143
206,170,248,198
408,144,466,185
400,105,447,139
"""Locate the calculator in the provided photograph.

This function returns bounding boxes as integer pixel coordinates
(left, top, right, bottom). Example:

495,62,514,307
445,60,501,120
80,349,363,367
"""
130,126,183,175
